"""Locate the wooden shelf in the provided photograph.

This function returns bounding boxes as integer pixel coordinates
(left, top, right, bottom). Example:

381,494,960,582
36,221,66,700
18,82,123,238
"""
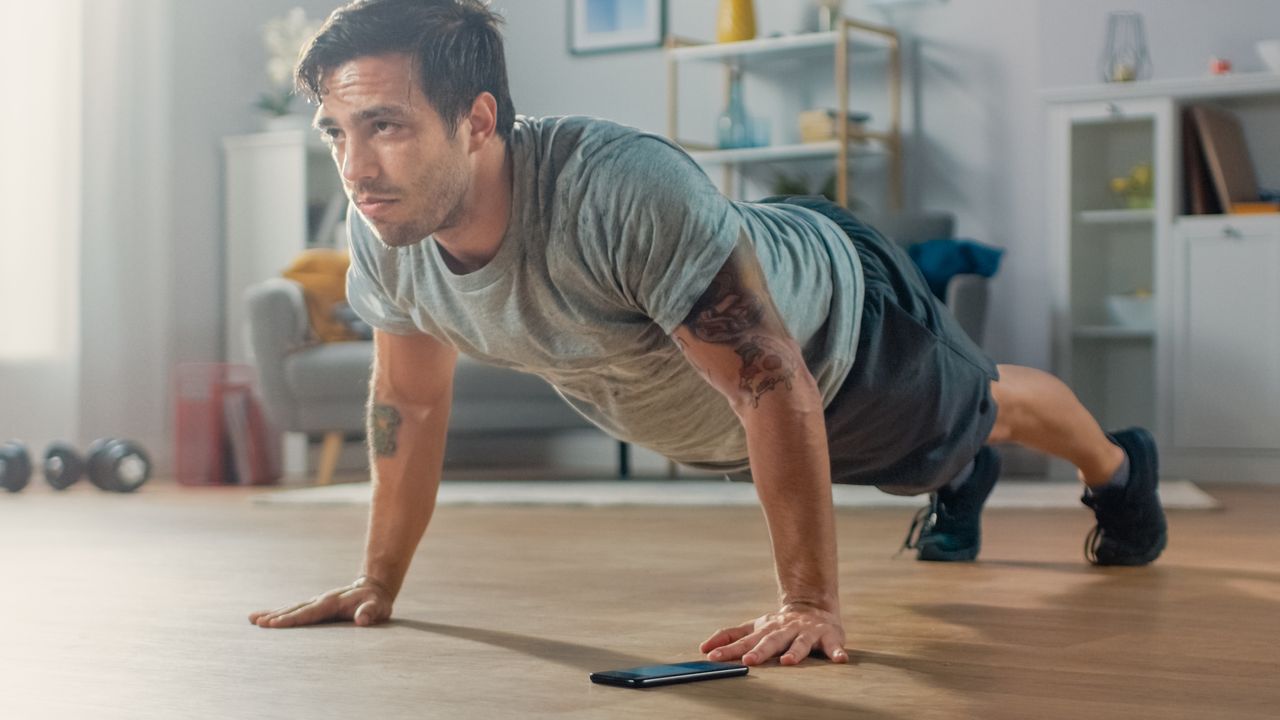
1077,208,1156,225
668,29,892,72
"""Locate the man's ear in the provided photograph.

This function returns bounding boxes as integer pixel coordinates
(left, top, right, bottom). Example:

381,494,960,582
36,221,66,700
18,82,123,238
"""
464,92,499,151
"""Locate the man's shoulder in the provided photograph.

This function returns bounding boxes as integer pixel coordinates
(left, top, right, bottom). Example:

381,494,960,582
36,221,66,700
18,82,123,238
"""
517,114,637,144
517,114,681,171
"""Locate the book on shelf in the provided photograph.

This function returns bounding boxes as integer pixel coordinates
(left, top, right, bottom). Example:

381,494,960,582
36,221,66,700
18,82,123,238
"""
1185,104,1278,215
1181,107,1221,215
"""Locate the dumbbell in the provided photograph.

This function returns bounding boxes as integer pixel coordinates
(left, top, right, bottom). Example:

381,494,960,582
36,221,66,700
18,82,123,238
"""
1,440,32,493
85,439,152,493
2,439,152,493
44,442,86,490
55,439,152,493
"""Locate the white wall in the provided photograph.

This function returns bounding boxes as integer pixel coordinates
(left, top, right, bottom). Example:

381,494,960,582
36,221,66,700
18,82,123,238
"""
866,0,1044,366
1038,0,1280,85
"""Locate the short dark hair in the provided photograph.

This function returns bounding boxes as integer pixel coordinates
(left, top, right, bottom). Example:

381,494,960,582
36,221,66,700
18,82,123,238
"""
296,0,516,143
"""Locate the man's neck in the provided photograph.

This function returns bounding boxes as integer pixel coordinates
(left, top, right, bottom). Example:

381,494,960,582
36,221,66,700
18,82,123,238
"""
434,142,513,275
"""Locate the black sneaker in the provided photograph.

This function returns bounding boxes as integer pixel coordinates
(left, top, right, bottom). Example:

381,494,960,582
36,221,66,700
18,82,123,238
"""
1081,427,1167,566
901,446,1001,562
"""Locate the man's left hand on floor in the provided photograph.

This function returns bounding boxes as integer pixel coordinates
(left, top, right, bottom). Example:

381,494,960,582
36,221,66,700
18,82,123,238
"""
699,603,848,666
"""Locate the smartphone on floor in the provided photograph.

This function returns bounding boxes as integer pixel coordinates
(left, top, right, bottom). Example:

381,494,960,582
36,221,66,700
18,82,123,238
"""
589,661,748,688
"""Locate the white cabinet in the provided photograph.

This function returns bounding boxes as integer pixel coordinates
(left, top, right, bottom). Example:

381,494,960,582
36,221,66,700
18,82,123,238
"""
1045,73,1280,480
1047,97,1176,435
1171,216,1280,449
223,130,342,363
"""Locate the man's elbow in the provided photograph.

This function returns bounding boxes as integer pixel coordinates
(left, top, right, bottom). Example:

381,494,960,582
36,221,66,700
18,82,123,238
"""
724,357,823,418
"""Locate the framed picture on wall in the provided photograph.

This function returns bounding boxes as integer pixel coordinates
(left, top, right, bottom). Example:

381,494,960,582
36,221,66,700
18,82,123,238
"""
568,0,666,55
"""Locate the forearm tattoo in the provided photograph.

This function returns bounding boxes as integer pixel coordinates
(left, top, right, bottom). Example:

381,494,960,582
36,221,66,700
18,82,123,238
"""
682,261,796,408
370,405,402,457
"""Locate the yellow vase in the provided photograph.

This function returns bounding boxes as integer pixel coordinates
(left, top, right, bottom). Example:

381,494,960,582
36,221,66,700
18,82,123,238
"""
717,0,756,44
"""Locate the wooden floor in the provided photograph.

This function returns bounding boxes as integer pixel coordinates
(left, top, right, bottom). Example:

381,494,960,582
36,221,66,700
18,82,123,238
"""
1,480,1278,720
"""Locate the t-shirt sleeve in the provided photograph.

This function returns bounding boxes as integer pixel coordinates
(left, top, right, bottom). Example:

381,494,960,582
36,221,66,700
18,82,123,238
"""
344,208,423,336
576,135,742,335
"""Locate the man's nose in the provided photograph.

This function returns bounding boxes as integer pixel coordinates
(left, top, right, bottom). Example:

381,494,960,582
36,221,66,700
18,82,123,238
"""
340,137,378,184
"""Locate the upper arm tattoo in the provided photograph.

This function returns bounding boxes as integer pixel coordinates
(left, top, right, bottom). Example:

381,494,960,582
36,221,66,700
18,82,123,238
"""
684,267,765,343
678,243,797,408
369,404,402,457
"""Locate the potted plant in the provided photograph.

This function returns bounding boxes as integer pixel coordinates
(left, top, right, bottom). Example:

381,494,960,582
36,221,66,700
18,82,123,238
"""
256,8,322,131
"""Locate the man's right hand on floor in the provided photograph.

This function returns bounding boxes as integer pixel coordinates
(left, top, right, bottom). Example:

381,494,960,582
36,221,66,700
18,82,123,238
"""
249,577,394,629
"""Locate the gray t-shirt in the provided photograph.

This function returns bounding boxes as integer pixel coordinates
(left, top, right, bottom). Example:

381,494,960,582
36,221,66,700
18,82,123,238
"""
346,115,863,471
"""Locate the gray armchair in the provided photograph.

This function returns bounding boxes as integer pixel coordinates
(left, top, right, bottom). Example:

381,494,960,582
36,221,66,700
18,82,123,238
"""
244,278,594,484
869,211,991,347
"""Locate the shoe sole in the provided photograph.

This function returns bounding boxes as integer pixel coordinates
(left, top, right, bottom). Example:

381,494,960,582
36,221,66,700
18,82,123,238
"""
1098,532,1167,566
917,542,979,562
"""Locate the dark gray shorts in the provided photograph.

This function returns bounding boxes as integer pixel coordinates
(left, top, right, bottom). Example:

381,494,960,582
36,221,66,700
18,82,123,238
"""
752,196,1000,496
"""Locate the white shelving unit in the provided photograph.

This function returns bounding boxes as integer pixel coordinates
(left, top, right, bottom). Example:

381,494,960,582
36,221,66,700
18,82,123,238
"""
223,129,342,364
1045,73,1280,482
665,19,902,209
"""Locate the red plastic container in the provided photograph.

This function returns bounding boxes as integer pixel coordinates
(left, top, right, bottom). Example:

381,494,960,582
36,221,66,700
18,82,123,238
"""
173,363,255,486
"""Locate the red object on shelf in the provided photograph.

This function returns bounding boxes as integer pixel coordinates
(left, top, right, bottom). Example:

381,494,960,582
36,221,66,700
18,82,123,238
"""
173,363,257,486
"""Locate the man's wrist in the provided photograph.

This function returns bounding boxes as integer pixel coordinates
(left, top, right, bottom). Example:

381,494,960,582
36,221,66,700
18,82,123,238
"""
779,595,840,614
354,574,396,598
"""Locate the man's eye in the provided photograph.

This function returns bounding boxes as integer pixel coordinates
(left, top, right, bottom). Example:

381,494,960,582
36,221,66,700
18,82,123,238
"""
374,121,398,133
320,129,342,143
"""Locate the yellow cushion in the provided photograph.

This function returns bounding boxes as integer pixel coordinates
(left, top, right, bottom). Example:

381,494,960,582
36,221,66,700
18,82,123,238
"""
282,249,358,343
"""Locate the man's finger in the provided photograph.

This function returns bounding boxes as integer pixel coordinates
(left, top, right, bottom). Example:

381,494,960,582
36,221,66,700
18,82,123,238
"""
705,631,764,662
820,635,849,663
780,633,815,666
269,598,336,628
353,599,383,626
254,601,309,627
742,630,793,666
274,599,313,614
699,623,753,653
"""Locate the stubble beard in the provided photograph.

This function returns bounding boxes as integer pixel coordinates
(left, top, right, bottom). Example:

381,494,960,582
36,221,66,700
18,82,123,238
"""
371,181,465,249
368,164,470,249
